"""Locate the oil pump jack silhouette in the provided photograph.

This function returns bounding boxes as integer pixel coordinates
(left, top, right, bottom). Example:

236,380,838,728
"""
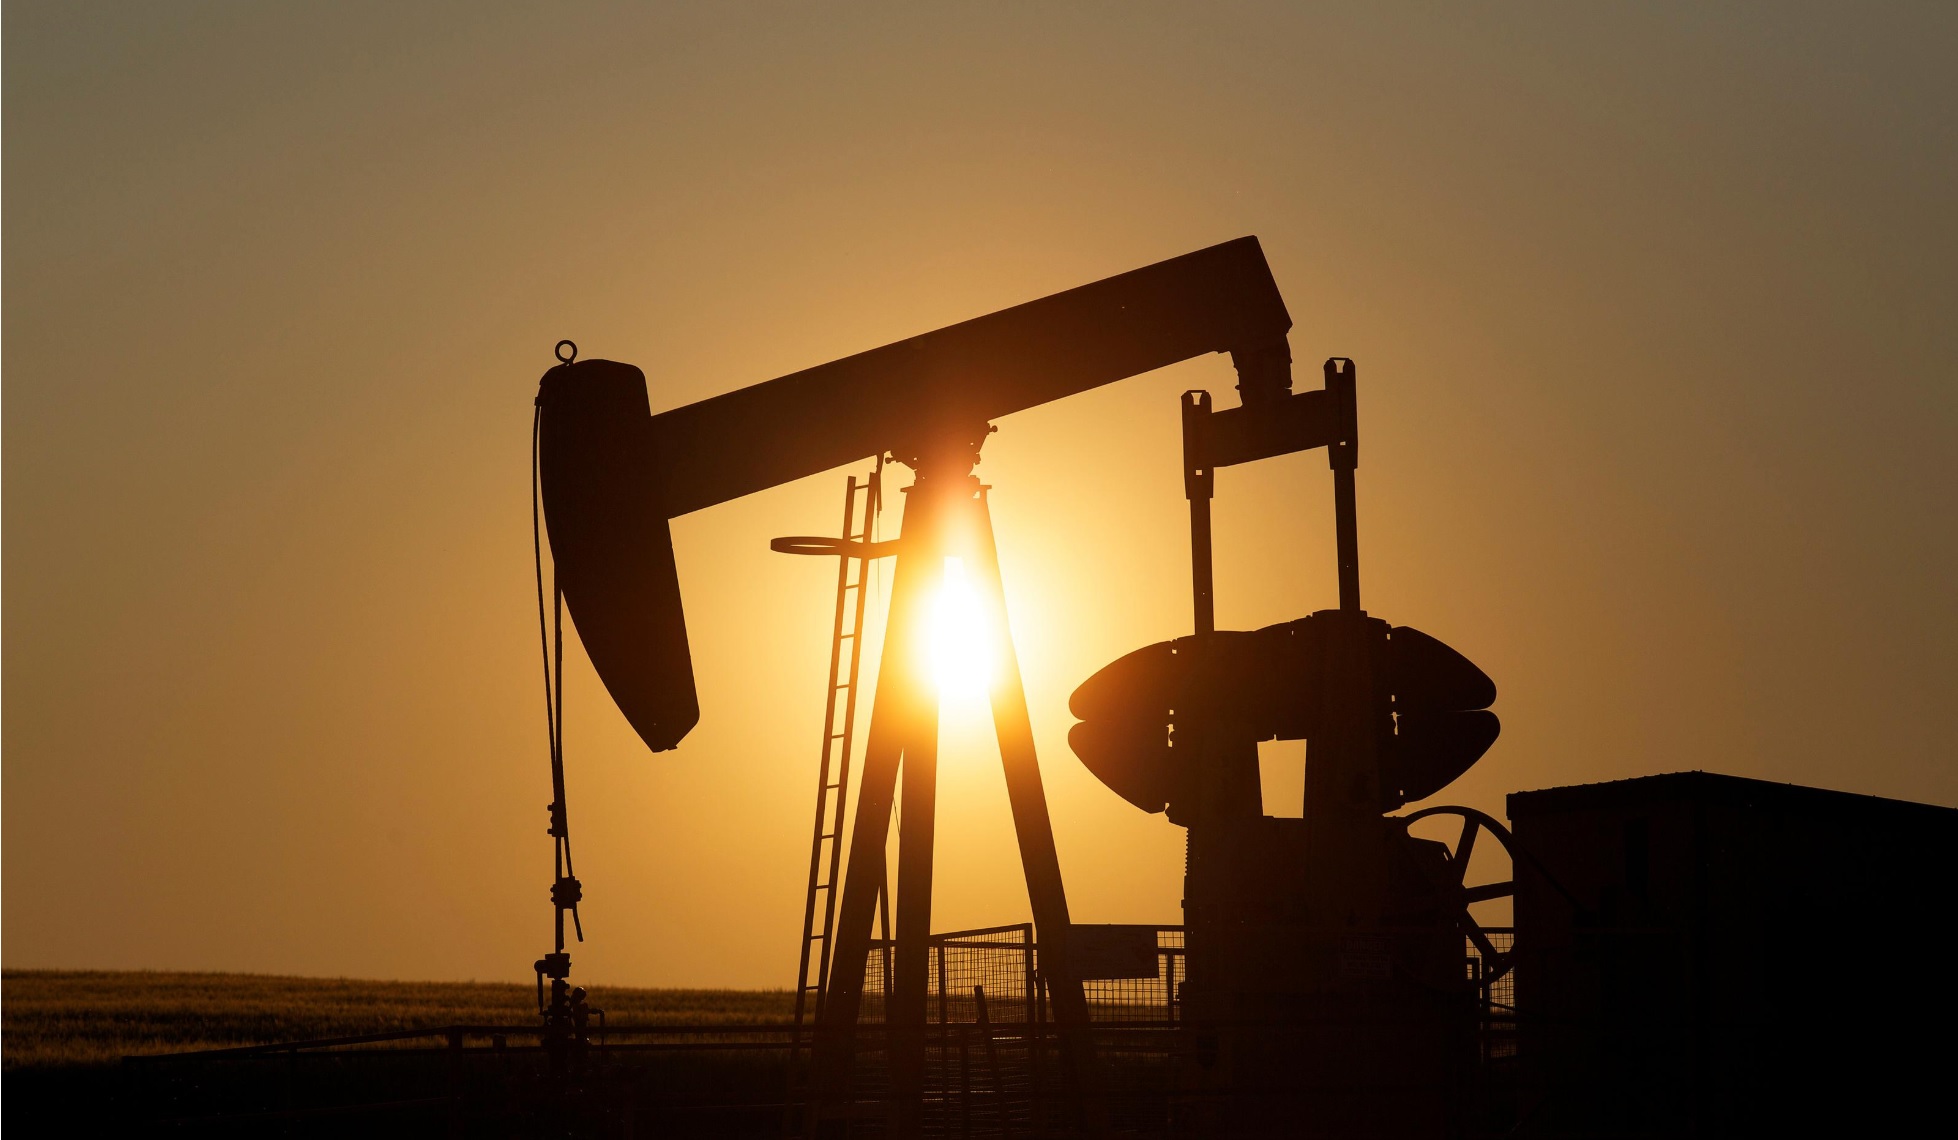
535,236,1506,1136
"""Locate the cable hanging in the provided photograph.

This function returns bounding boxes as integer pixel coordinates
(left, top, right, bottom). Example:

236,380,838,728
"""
532,344,585,1030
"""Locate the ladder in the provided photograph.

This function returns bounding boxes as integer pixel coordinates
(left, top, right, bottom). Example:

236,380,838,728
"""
786,466,883,1107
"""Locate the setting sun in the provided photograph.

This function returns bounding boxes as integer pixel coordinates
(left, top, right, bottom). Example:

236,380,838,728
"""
929,557,994,698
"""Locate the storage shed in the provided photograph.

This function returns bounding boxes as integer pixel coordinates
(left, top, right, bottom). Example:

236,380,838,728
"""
1508,771,1957,1135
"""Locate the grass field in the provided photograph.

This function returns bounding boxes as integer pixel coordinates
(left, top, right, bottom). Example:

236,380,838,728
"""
1,969,795,1070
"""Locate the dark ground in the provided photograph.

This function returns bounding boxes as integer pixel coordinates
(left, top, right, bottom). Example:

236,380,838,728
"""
3,970,796,1136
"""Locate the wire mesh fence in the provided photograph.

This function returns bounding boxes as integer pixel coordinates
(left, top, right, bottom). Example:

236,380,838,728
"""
1082,927,1184,1023
837,924,1516,1137
844,926,1046,1137
1466,927,1517,1062
853,924,1039,1026
1466,928,1515,1009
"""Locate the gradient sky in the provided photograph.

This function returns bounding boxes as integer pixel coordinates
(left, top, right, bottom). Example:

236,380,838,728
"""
5,2,1953,988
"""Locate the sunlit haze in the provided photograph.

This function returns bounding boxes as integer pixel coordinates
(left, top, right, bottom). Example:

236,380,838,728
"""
4,3,1953,989
930,558,995,702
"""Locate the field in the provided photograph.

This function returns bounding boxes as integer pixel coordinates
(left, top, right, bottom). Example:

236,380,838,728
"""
4,970,799,1134
2,969,795,1070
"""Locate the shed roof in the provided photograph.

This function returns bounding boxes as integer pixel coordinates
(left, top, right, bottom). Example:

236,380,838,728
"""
1506,770,1958,829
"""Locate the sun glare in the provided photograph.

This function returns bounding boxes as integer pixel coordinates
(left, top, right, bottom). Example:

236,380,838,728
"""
930,557,994,698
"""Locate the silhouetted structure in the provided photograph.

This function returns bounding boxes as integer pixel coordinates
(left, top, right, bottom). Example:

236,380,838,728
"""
1510,771,1958,1136
538,238,1517,1137
535,238,1300,1132
1068,359,1507,1138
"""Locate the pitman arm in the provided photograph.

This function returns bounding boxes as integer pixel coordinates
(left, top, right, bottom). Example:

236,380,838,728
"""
536,236,1294,752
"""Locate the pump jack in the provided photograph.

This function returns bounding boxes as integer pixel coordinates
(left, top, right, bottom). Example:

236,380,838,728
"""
535,237,1297,1130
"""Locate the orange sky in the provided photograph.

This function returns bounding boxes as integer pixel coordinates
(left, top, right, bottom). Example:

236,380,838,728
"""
5,3,1954,988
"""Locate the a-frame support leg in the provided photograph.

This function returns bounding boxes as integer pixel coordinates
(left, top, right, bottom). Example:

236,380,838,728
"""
814,466,1099,1135
968,487,1100,1130
814,472,949,1123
